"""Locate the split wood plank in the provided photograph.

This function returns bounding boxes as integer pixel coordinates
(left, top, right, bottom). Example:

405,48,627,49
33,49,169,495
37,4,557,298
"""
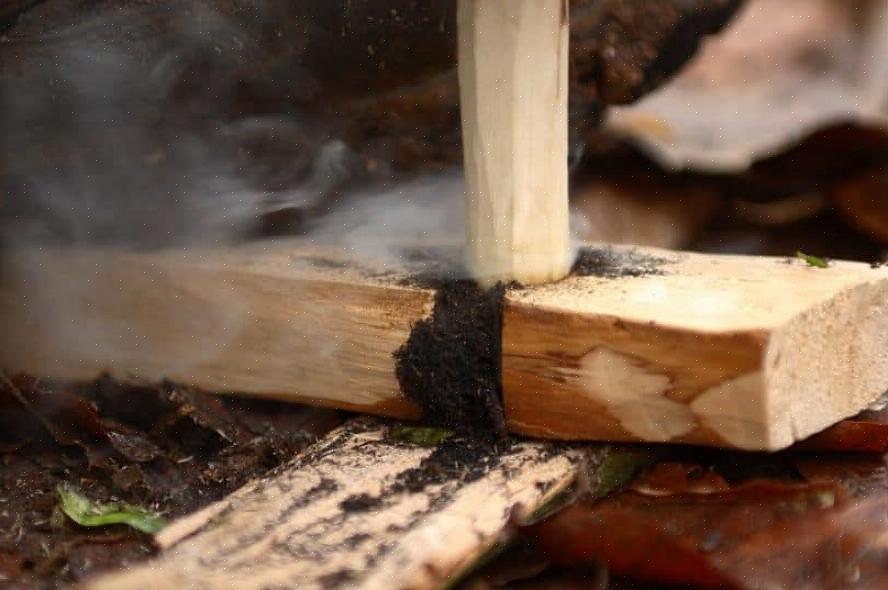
85,418,586,590
3,240,888,450
458,0,572,286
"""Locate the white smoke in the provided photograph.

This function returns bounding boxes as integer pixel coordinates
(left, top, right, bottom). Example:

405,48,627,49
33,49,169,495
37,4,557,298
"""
0,2,476,381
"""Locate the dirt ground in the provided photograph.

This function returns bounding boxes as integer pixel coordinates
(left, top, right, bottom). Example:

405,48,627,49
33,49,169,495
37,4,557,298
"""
0,375,343,588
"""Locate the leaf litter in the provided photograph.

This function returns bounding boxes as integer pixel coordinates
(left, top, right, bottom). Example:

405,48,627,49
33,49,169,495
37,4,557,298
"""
0,373,343,589
57,485,166,535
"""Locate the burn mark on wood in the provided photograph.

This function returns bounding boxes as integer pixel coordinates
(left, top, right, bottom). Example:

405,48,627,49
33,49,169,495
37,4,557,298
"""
392,245,669,435
570,246,672,279
394,281,507,434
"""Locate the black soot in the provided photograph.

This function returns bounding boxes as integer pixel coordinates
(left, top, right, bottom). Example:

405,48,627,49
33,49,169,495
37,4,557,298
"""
570,246,671,278
393,280,507,436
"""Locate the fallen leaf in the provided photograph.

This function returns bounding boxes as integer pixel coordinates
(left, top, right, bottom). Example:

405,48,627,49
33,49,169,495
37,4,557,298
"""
605,0,888,172
57,485,166,535
105,429,162,463
797,250,829,268
793,454,887,499
529,479,888,590
3,374,162,466
796,420,888,454
586,448,655,500
630,462,731,496
163,384,253,445
795,400,888,453
4,374,114,468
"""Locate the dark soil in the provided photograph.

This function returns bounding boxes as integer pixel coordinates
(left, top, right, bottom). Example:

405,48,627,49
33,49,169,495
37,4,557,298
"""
393,281,508,435
0,374,343,589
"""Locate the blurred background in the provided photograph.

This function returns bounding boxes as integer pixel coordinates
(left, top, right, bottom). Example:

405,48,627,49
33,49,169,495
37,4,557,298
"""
1,0,886,263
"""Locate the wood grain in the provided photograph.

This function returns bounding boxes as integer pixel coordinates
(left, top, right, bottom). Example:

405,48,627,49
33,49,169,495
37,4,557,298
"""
0,241,432,418
4,241,888,450
85,418,585,590
503,246,888,450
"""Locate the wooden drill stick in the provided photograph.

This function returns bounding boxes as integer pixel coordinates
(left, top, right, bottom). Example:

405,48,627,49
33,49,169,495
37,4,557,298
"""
458,0,572,286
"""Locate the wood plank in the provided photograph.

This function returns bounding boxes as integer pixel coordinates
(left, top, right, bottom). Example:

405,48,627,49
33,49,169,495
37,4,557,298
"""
3,240,888,450
458,0,572,286
0,240,432,418
503,245,888,450
84,418,585,590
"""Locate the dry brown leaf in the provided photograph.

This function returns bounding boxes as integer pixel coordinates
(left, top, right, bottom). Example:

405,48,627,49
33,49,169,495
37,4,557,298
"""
531,479,888,590
606,0,888,172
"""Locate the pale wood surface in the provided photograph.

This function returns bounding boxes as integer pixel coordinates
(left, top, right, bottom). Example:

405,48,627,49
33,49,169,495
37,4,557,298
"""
458,0,571,286
85,418,585,590
503,246,888,450
4,241,888,450
0,240,431,418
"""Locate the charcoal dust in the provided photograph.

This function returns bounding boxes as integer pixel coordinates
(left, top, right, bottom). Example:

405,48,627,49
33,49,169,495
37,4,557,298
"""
391,433,512,495
570,247,672,279
394,281,508,435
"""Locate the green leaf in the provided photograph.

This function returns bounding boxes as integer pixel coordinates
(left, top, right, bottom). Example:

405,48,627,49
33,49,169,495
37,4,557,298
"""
529,448,656,523
589,449,655,500
796,251,829,268
57,485,166,534
390,425,454,446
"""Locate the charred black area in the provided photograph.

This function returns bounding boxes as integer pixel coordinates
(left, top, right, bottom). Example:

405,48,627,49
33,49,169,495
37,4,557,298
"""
319,569,358,590
397,245,467,285
392,245,667,435
391,433,512,495
394,280,508,435
340,493,383,513
570,246,671,279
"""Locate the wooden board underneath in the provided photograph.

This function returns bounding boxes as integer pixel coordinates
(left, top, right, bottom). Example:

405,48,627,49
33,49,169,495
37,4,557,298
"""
85,419,585,590
0,241,432,418
4,240,888,450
